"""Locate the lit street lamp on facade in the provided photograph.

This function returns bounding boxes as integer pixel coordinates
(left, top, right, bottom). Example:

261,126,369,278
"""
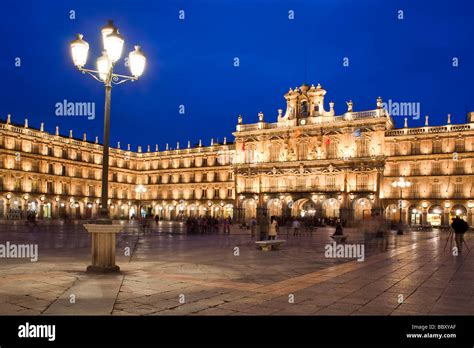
70,20,146,273
392,177,411,235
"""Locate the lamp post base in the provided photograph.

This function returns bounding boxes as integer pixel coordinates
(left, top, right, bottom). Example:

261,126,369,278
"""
397,222,404,235
86,265,120,273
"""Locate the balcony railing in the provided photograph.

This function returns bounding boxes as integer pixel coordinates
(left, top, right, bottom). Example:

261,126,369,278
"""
386,123,473,136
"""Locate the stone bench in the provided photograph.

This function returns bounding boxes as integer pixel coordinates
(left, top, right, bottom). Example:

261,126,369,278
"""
330,235,347,243
255,240,286,251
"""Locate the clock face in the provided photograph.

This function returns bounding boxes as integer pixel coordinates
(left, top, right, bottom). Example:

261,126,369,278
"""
300,119,306,125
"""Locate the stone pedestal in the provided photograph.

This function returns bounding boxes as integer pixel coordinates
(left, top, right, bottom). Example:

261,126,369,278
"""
83,223,122,273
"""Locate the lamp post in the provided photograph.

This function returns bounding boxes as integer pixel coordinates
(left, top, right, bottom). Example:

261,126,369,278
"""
392,177,411,235
70,20,146,221
70,20,146,273
135,184,147,219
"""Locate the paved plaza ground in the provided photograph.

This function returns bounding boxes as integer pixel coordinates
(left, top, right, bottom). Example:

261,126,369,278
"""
0,220,472,316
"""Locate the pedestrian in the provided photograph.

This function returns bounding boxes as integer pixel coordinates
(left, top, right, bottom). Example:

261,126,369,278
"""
333,220,343,236
268,216,278,240
451,216,469,253
223,217,231,234
154,214,159,225
292,218,300,236
250,217,257,237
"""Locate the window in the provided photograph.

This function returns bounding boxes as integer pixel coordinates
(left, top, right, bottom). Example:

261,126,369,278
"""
227,172,233,181
227,188,233,198
245,149,254,164
31,180,39,193
214,189,219,199
409,182,419,197
47,181,54,194
326,176,336,190
432,141,442,154
431,183,440,197
391,163,399,176
327,143,337,159
298,142,308,160
358,138,369,157
431,162,441,175
13,178,21,191
412,142,420,155
454,161,463,174
454,183,463,195
412,162,420,176
202,158,208,166
356,175,368,191
270,144,280,162
202,189,207,199
455,139,465,153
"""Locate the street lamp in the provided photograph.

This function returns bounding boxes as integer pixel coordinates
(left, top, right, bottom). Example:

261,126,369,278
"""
70,20,146,221
392,177,411,235
135,184,147,219
71,20,146,273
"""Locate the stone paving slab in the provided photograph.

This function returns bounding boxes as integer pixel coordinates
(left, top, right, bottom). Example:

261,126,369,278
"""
44,274,123,315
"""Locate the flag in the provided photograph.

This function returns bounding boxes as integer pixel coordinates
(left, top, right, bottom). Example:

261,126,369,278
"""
241,141,245,151
293,128,301,138
325,137,331,145
353,129,361,138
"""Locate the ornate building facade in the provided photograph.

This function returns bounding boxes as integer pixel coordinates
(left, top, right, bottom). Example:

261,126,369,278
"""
1,83,473,226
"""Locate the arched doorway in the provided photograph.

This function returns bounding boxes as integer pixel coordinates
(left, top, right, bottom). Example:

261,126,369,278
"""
409,205,422,225
450,205,467,222
427,205,443,226
42,201,52,219
385,204,398,223
353,198,372,220
224,203,233,219
85,202,93,219
322,198,340,218
26,199,39,217
242,199,256,221
267,198,282,217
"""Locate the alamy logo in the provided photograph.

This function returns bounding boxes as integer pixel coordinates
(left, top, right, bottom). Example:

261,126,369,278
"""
55,99,95,120
18,322,55,341
382,99,421,120
324,242,365,262
0,241,38,262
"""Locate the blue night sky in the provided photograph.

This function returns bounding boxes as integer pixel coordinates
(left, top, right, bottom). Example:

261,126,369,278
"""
1,0,473,150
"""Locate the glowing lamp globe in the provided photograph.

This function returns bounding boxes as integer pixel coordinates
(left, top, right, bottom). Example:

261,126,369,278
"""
104,28,124,63
97,51,111,81
101,20,116,48
129,45,146,77
70,34,89,67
